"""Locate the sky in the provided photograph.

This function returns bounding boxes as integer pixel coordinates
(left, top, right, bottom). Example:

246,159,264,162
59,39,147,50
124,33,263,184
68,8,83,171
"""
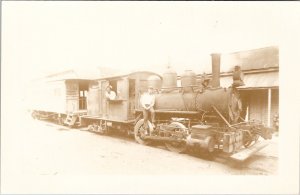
2,1,291,82
2,1,300,100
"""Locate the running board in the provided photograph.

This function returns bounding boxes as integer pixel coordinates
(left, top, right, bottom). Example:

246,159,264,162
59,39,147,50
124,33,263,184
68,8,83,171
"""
230,141,269,161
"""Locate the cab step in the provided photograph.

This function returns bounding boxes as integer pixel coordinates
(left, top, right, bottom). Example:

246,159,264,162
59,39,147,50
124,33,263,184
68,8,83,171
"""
64,114,78,126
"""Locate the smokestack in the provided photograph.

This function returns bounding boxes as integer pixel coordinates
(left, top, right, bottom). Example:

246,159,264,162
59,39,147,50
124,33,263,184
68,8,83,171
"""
211,53,221,88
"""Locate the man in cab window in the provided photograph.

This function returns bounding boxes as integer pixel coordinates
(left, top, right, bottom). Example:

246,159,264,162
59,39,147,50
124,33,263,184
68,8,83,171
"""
105,85,116,100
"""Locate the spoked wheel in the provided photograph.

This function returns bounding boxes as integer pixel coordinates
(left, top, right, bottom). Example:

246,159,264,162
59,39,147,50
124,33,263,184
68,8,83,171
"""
88,123,106,135
97,123,107,135
88,125,95,132
164,122,187,153
134,119,152,145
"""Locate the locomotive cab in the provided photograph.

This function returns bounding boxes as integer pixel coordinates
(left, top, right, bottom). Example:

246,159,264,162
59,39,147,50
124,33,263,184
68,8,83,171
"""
81,71,162,135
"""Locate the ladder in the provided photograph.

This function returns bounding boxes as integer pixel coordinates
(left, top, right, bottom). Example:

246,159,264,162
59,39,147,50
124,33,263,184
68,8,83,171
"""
64,113,79,127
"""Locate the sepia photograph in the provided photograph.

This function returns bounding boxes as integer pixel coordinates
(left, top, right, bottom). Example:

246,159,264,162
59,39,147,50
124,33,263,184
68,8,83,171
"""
1,1,299,194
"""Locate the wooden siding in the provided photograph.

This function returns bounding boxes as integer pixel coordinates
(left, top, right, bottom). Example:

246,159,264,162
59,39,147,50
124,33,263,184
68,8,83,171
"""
85,72,161,121
100,80,109,117
271,89,279,127
87,81,101,116
65,80,79,113
240,89,279,128
128,79,136,119
247,90,268,125
106,78,129,121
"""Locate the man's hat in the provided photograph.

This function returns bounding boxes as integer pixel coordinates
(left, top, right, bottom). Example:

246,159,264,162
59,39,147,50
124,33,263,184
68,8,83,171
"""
234,65,241,70
201,72,210,81
202,77,211,83
106,85,112,89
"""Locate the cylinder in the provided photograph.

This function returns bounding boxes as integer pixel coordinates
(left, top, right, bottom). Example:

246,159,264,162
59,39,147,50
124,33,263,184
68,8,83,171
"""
162,67,177,88
211,53,221,88
181,70,196,87
186,135,216,153
147,75,162,90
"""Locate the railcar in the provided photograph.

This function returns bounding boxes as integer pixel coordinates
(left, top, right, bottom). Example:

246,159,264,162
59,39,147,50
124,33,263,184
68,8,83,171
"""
30,72,90,125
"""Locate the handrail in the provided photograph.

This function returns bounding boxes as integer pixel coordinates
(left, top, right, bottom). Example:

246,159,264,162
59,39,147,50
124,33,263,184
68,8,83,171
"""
211,105,232,128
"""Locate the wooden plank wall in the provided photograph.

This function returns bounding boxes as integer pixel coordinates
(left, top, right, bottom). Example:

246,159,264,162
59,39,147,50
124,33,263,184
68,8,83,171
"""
271,89,279,127
128,79,136,120
85,72,161,121
100,80,109,117
245,89,278,127
65,80,79,113
87,81,100,116
107,78,129,121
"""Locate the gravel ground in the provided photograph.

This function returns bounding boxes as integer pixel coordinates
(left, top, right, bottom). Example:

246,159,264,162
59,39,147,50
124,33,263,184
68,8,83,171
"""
1,111,279,193
5,114,278,175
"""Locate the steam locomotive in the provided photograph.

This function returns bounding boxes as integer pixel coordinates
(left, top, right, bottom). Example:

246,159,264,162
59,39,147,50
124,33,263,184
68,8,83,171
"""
31,54,273,161
134,81,272,157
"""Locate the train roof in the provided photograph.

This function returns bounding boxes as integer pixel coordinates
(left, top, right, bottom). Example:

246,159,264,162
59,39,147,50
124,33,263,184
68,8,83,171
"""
96,70,162,80
201,46,279,74
32,67,109,82
33,67,162,83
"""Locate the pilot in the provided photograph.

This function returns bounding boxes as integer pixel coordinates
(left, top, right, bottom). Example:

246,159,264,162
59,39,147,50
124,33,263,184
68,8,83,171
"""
140,86,156,130
105,85,116,100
